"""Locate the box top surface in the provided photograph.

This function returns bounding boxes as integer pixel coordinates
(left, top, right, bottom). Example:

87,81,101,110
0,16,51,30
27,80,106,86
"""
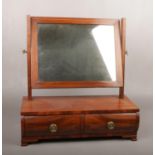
21,95,139,116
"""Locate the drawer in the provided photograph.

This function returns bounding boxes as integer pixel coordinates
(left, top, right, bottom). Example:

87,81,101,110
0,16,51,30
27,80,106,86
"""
85,114,139,134
24,115,81,136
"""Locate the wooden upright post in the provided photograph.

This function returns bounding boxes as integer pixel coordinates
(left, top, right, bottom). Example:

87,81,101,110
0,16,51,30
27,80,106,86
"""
27,15,32,100
119,18,126,98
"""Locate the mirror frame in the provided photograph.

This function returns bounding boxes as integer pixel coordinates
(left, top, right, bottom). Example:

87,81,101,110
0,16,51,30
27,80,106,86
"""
29,17,123,89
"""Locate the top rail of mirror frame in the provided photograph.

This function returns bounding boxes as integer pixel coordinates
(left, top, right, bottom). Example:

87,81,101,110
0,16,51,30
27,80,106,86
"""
30,16,119,25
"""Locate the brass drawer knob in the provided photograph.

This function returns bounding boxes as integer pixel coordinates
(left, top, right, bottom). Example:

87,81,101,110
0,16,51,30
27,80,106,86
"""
107,121,115,130
49,123,57,133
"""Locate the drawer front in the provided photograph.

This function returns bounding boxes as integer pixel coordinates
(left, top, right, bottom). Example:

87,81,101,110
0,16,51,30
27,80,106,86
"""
24,115,81,136
85,114,139,134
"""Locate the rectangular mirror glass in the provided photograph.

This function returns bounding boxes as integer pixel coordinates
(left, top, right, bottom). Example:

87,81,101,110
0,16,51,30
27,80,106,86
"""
38,24,116,82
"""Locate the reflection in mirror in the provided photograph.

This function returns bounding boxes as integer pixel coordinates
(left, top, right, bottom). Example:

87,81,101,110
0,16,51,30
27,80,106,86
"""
37,24,116,82
92,26,116,81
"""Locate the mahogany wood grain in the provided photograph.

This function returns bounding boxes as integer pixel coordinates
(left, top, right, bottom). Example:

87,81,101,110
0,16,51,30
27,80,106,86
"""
21,95,139,116
21,95,139,146
31,17,118,25
27,15,32,99
119,18,126,98
24,115,81,136
21,133,138,146
21,112,139,146
85,113,139,134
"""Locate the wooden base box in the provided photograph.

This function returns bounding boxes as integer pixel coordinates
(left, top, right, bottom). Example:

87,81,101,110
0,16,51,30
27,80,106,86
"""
21,95,139,146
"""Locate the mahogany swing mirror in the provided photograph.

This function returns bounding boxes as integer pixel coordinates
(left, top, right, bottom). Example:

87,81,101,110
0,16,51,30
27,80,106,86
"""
21,16,139,146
